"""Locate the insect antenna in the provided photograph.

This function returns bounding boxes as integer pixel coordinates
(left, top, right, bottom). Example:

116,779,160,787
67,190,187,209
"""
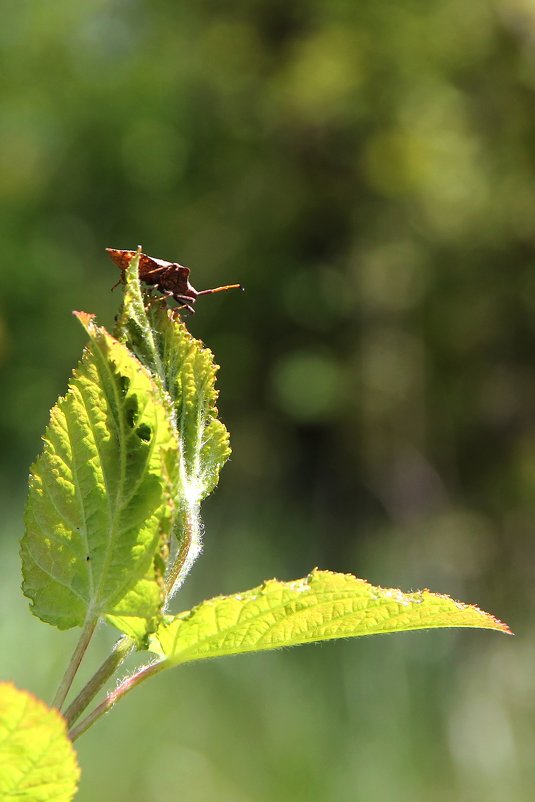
196,283,241,297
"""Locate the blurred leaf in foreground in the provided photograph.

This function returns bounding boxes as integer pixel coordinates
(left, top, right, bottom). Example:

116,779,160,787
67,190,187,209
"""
0,682,80,802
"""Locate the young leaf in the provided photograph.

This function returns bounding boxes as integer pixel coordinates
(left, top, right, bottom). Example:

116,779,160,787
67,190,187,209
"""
114,249,167,383
115,258,230,501
0,683,80,802
150,303,231,501
21,313,179,637
152,569,511,665
114,253,231,589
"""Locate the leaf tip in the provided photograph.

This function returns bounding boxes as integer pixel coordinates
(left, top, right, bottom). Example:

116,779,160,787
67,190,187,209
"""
488,615,513,635
73,310,96,333
426,590,513,635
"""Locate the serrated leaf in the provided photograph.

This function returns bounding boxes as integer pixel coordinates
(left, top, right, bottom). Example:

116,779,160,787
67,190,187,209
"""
146,305,231,590
152,569,511,665
114,250,166,382
115,261,230,502
21,313,179,636
0,683,80,802
150,303,230,501
114,253,231,586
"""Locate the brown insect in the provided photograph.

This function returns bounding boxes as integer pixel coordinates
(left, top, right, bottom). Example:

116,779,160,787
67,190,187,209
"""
106,247,241,314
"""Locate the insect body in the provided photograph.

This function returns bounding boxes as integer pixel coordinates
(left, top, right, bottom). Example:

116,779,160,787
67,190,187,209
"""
106,248,240,314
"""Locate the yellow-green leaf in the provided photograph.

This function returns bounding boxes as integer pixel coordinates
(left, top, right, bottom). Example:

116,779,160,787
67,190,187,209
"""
21,313,179,637
116,266,231,505
114,253,231,588
151,304,230,501
0,683,80,802
153,569,511,665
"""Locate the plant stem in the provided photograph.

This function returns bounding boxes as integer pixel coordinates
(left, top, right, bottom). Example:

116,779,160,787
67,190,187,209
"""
165,506,197,597
69,659,166,741
64,509,196,729
64,635,135,727
52,615,98,710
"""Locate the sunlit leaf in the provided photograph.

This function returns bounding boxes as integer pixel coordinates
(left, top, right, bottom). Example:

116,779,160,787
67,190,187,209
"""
150,304,231,501
153,569,511,664
114,249,167,383
0,683,80,802
21,313,179,637
114,253,231,588
116,258,230,502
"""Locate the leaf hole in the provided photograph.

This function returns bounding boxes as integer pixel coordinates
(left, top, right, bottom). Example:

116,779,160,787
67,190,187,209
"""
125,396,139,429
135,423,152,442
126,406,137,428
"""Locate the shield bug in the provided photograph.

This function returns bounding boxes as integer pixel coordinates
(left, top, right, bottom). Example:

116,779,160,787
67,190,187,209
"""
106,247,241,314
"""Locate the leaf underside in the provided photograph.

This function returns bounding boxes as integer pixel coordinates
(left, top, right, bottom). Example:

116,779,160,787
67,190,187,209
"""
115,256,231,505
0,683,80,802
21,314,178,635
114,253,231,586
148,304,231,500
153,569,511,666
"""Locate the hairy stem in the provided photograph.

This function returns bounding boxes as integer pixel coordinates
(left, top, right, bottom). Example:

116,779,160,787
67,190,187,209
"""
69,659,166,742
52,615,98,710
64,509,197,729
64,636,135,727
164,505,197,597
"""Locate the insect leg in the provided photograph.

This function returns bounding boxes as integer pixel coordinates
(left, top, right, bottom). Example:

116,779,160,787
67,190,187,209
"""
110,278,123,292
172,295,196,315
142,265,170,278
145,289,174,308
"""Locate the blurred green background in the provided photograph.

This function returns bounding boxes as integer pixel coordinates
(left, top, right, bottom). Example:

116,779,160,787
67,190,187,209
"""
1,1,533,799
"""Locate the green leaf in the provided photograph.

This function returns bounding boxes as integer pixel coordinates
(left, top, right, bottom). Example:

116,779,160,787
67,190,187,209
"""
115,259,230,502
149,303,230,501
114,249,167,383
21,313,179,638
0,683,80,802
152,569,511,665
114,253,231,587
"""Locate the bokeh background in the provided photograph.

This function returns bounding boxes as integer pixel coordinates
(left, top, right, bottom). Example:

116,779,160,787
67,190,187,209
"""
1,1,534,800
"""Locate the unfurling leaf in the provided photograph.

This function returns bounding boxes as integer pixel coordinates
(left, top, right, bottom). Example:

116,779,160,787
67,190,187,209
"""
21,313,179,637
114,253,231,589
0,683,80,802
152,569,511,665
114,250,167,383
151,303,231,501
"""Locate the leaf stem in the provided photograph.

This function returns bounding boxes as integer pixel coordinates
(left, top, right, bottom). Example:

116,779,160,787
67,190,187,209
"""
52,615,98,710
64,635,135,727
165,506,197,598
63,508,198,730
69,659,166,742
